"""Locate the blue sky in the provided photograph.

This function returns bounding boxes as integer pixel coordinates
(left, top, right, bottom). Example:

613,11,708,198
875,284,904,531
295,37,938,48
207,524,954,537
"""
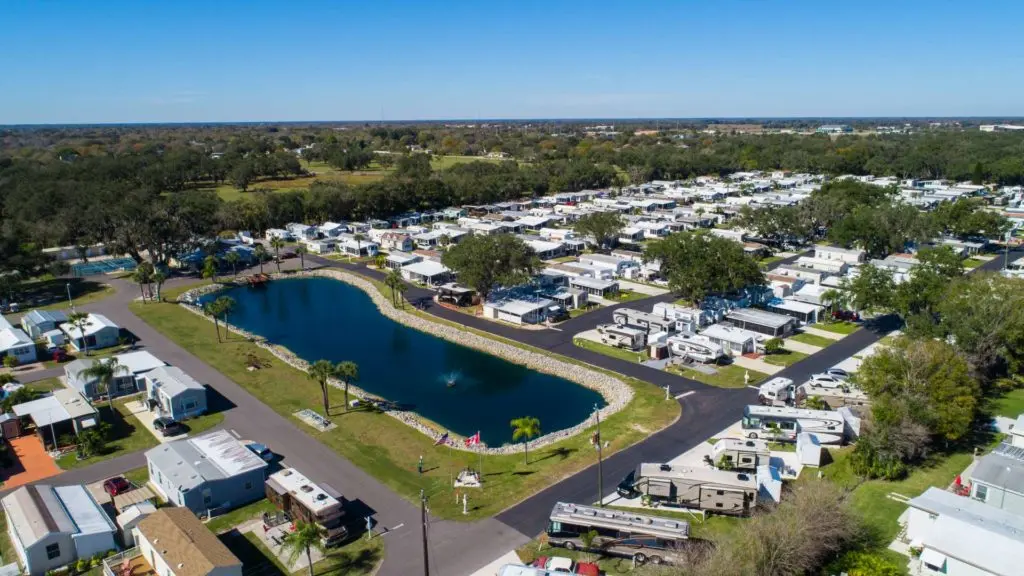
2,1,1023,123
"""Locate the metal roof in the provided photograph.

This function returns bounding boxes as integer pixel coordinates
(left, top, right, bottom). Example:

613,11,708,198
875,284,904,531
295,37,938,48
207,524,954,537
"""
146,365,204,398
53,485,115,536
147,430,267,492
972,443,1024,495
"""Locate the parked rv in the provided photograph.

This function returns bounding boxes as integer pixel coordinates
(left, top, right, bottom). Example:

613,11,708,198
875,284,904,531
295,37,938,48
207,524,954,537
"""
546,502,690,565
595,324,646,350
707,438,771,471
757,377,796,406
796,384,870,409
617,463,757,516
665,333,726,363
741,405,845,445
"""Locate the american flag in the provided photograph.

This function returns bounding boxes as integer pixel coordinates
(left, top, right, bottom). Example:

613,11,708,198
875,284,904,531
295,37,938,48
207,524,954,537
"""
434,432,449,446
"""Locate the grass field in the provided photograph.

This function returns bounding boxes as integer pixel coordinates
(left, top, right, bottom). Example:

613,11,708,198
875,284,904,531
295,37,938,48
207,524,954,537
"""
0,509,15,566
56,398,160,469
206,498,278,534
132,284,679,521
668,364,767,389
813,321,861,335
991,388,1024,418
27,377,64,392
762,349,809,367
605,289,648,304
963,257,985,269
1,278,113,318
759,255,785,268
573,338,644,363
788,332,835,348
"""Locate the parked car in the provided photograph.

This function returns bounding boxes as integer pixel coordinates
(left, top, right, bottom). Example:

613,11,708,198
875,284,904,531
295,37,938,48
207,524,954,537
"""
531,557,599,575
807,373,850,391
831,310,860,322
49,348,69,362
103,476,131,496
153,417,185,437
823,368,851,380
246,442,274,462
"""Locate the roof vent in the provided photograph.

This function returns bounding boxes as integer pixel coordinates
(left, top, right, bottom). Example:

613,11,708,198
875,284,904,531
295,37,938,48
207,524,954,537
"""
177,564,184,569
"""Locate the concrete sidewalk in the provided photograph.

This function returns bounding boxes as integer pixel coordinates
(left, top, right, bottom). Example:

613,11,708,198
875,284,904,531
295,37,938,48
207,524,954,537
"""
782,339,824,355
800,326,845,341
731,355,782,375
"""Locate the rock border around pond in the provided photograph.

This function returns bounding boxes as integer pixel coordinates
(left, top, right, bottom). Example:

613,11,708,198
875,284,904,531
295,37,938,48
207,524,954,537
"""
179,270,635,455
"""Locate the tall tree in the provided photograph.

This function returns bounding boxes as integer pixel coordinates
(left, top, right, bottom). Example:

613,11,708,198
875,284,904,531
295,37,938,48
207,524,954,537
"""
510,416,541,464
270,237,285,272
77,357,130,414
202,255,219,283
224,251,242,277
151,270,167,302
442,234,540,303
573,212,623,251
840,263,895,315
67,312,91,357
308,360,336,416
282,522,326,576
335,361,359,412
214,295,236,338
294,244,308,270
132,262,153,303
644,231,764,305
254,244,268,274
202,299,223,342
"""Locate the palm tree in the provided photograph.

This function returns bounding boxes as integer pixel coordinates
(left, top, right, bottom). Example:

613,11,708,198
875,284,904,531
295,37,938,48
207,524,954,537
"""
203,300,223,342
202,255,219,283
335,361,358,411
820,288,848,317
254,244,268,274
270,237,285,272
438,234,451,251
282,521,326,576
77,356,129,414
67,311,91,356
374,254,387,269
214,296,236,339
132,263,153,302
294,244,308,270
395,281,408,309
224,251,242,277
510,416,541,465
384,270,401,307
151,270,167,302
353,233,366,260
308,360,335,416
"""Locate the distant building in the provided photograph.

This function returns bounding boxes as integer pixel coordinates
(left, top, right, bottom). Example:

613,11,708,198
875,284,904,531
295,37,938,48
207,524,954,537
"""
816,125,853,134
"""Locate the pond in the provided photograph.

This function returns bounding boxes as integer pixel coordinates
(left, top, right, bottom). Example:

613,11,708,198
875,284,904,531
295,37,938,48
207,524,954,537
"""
205,277,604,445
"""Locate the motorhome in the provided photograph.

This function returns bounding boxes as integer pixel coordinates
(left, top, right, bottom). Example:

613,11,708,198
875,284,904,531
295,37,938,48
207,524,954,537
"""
757,377,795,406
709,438,771,471
595,324,646,350
795,384,870,409
741,405,845,445
546,502,690,566
617,463,757,516
665,333,725,363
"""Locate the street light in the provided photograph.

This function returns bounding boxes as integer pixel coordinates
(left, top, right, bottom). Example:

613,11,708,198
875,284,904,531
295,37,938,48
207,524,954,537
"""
66,282,73,310
593,403,604,508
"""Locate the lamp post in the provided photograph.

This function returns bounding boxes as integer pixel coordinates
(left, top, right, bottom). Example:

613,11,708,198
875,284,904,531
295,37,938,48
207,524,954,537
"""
66,282,73,310
594,403,604,508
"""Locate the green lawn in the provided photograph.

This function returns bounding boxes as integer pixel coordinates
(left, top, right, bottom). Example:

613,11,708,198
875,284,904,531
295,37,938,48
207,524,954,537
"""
991,388,1024,418
206,498,278,534
185,410,225,435
123,466,150,487
27,377,64,392
762,349,809,367
0,509,15,566
574,338,644,363
429,154,506,170
813,321,861,335
132,287,679,521
606,289,648,303
668,364,767,389
759,255,785,268
1,278,113,318
788,332,835,348
220,529,383,576
963,257,985,269
56,399,160,469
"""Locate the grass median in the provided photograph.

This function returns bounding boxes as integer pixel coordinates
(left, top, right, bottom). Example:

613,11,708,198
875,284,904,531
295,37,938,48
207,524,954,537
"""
667,364,767,389
131,288,679,521
762,349,808,367
788,332,835,348
813,321,861,335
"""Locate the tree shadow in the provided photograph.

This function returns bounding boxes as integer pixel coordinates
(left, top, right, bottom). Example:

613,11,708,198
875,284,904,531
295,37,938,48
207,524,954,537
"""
530,446,577,464
219,529,286,576
314,547,382,576
511,470,535,476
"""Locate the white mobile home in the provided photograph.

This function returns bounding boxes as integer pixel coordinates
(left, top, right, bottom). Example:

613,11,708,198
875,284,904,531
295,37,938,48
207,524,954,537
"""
400,260,452,286
700,324,759,356
569,277,619,298
968,442,1024,516
482,298,553,325
814,245,866,264
60,313,120,352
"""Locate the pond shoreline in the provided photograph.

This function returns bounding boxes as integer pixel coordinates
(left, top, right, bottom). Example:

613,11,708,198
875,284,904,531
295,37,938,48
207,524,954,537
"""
180,270,634,454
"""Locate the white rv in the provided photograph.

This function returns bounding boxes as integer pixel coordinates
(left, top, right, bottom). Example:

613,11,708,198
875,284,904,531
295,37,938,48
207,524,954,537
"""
665,333,725,363
796,384,870,409
709,438,771,471
757,377,796,406
596,324,646,350
741,405,845,445
617,463,757,516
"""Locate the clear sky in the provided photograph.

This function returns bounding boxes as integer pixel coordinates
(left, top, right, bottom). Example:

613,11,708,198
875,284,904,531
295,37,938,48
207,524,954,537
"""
2,1,1023,123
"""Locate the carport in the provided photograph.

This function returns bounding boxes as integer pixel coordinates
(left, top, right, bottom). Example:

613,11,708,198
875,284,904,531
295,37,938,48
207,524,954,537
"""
12,388,99,449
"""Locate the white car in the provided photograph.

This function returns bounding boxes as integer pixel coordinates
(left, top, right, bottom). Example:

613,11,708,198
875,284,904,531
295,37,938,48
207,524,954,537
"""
823,368,851,380
807,373,850,390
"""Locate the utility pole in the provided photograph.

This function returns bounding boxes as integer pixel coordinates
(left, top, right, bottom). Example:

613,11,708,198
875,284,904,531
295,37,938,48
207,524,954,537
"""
594,404,604,508
420,490,430,576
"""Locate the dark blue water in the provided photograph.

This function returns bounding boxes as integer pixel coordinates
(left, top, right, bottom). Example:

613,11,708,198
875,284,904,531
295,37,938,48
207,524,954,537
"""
206,277,604,445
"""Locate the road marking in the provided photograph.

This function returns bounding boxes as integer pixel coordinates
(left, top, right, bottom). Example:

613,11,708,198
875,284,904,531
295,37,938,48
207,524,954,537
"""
377,522,405,536
747,385,760,390
229,429,241,439
674,391,696,400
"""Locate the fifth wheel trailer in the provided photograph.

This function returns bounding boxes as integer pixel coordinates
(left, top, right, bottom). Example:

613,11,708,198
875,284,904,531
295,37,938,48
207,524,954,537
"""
617,463,758,516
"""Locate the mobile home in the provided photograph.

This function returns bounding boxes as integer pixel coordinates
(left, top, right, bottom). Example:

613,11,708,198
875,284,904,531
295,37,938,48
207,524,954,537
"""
595,324,645,350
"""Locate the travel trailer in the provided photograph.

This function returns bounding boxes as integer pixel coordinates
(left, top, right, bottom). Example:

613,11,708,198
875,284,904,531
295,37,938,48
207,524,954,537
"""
795,384,870,409
665,333,725,363
741,405,845,445
757,377,796,406
596,324,646,350
617,463,758,516
708,438,771,472
546,502,690,566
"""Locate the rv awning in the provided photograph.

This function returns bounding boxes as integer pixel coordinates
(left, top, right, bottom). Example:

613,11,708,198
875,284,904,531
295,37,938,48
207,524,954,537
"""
919,548,946,570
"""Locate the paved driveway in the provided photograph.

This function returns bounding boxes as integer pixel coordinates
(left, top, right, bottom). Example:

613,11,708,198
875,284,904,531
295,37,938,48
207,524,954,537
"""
1,435,62,489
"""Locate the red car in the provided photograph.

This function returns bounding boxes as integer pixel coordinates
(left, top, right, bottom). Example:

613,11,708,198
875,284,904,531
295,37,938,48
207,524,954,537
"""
102,477,131,496
831,310,860,322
